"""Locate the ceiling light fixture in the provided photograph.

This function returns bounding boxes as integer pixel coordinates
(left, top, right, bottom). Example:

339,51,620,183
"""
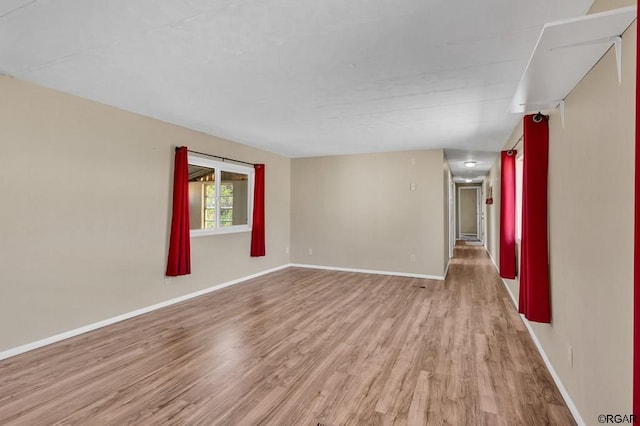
464,161,477,168
465,179,472,183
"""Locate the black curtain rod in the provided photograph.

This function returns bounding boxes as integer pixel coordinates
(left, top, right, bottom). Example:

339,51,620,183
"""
179,147,256,166
507,112,549,154
508,135,523,153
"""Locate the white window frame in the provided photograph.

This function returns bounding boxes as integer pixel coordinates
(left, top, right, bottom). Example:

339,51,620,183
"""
188,153,254,237
515,151,524,243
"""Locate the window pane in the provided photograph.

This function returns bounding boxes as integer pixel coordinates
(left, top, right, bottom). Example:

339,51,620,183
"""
220,171,249,226
220,183,233,196
515,155,524,240
188,165,215,230
220,212,232,221
220,196,233,208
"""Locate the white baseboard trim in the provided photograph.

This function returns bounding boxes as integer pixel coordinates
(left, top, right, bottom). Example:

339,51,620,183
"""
490,250,585,426
499,272,519,308
0,264,291,361
487,249,499,273
444,259,451,279
517,308,586,426
290,263,445,281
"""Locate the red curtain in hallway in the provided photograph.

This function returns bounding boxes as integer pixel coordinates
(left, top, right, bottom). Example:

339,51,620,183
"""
518,114,550,323
634,5,640,418
500,150,517,279
166,146,191,276
250,164,266,257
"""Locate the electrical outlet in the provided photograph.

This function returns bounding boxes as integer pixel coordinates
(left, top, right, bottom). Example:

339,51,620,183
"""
165,277,172,285
410,158,416,166
567,344,573,367
308,248,313,255
409,254,416,263
285,246,290,254
410,183,417,191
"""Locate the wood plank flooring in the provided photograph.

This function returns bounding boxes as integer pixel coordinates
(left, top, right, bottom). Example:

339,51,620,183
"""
0,244,575,425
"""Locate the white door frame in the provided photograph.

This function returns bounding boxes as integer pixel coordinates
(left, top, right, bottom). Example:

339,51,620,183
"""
478,185,484,242
457,186,482,240
449,179,455,258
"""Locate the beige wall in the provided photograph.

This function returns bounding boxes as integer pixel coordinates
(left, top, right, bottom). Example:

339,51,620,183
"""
589,0,635,13
485,5,635,421
291,149,446,277
0,75,291,352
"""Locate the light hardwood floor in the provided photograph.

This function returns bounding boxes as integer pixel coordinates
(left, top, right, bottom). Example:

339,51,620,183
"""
0,244,575,425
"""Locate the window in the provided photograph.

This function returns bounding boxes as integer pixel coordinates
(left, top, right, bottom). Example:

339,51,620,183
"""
187,154,254,237
203,183,216,228
515,152,524,241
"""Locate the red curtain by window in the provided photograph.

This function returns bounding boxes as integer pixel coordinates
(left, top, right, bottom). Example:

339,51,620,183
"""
250,164,266,257
166,146,191,276
500,150,517,279
518,114,550,323
634,5,640,418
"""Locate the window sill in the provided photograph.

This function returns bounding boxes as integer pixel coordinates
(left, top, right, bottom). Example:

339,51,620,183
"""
190,225,252,238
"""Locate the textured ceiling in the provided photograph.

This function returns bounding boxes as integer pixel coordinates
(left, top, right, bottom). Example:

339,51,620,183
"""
0,0,594,178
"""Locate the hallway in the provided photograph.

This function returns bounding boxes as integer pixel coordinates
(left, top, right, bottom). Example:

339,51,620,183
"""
444,243,575,424
0,244,574,425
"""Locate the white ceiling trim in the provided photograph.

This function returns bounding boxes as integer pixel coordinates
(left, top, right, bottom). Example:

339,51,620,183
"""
512,5,637,114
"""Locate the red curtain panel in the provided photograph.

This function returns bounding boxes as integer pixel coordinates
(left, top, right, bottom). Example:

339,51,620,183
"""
500,150,517,279
250,164,266,257
518,114,550,323
166,146,191,276
634,5,639,418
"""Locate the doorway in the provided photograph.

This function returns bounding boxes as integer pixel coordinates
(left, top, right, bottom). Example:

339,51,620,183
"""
457,186,482,241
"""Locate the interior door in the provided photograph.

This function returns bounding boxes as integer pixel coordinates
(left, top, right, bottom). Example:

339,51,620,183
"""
458,187,479,238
